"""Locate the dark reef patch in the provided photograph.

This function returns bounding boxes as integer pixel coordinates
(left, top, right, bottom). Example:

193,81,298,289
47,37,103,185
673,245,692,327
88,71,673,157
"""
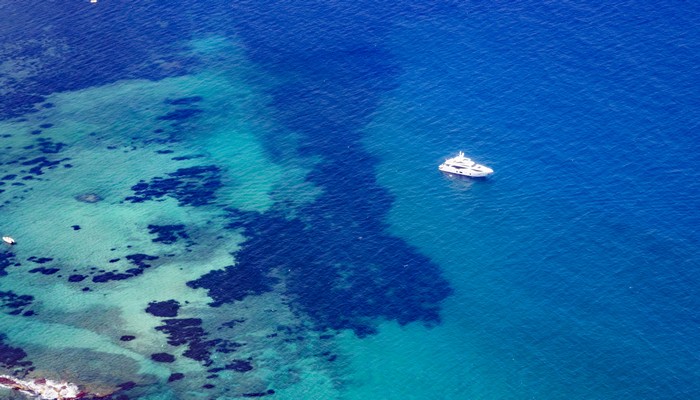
156,108,202,122
145,300,180,317
165,96,202,106
28,267,60,275
191,208,452,336
26,256,53,264
125,165,222,207
147,224,189,245
221,318,246,329
154,318,243,366
167,373,185,383
154,318,211,364
36,138,66,154
90,254,157,283
0,291,34,316
0,334,33,377
120,335,136,342
171,154,204,161
242,390,276,398
71,225,81,230
223,359,253,373
208,0,453,337
20,156,68,176
68,274,86,282
150,353,175,363
117,381,137,392
187,258,278,307
126,253,158,268
0,251,21,277
92,271,136,283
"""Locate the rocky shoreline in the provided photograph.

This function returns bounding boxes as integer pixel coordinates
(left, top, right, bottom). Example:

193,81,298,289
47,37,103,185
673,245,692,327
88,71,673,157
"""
0,375,108,400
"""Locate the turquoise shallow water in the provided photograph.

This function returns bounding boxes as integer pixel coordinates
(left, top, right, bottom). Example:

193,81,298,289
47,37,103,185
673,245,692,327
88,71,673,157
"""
1,1,699,399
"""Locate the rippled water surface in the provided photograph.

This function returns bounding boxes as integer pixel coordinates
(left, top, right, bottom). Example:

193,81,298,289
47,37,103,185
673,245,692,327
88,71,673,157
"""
1,1,699,399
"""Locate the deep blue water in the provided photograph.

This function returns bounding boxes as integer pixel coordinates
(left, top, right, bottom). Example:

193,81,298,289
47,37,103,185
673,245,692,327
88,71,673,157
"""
1,1,699,399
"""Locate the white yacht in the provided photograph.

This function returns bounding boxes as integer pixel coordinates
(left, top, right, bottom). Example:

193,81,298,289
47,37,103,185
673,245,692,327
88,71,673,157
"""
438,151,493,177
2,236,16,245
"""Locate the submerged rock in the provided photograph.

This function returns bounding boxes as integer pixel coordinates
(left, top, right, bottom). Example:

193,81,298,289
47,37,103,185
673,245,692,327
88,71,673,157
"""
75,193,102,203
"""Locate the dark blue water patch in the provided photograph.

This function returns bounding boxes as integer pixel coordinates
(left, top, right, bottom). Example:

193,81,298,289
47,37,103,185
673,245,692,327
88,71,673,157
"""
30,130,42,135
155,149,174,154
0,334,33,377
165,96,203,106
0,291,33,316
28,267,60,275
167,373,184,383
0,1,241,118
38,123,52,129
1,174,17,180
125,165,222,207
72,225,81,230
150,353,175,363
216,0,453,337
120,335,136,342
147,224,189,245
145,300,180,317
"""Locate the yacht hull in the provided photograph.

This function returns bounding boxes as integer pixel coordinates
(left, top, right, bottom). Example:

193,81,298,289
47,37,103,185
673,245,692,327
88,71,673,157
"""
439,165,492,178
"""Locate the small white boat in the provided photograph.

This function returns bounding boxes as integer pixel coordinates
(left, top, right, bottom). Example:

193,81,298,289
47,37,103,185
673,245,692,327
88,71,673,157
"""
2,236,16,245
438,151,493,177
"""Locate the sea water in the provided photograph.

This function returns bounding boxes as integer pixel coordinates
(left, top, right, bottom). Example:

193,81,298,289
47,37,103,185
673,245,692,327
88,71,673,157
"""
1,1,698,399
